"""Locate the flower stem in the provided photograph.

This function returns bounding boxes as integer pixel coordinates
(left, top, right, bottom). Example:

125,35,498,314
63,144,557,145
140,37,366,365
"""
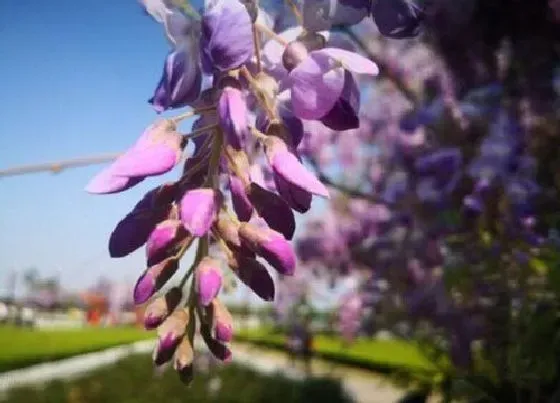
172,105,217,123
206,129,224,189
252,24,262,72
285,0,303,26
240,66,279,120
254,23,288,46
250,126,269,142
184,123,220,139
178,238,203,289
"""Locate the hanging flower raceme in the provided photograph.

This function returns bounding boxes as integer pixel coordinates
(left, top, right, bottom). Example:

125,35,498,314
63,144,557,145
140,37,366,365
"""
86,0,391,384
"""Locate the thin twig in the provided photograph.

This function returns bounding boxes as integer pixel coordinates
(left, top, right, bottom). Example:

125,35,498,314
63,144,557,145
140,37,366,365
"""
252,24,262,72
0,153,121,178
172,105,217,123
285,0,303,26
340,26,420,106
255,23,289,46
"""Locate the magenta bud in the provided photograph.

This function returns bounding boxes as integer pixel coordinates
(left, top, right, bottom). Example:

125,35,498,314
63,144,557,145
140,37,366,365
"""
180,188,221,237
229,175,254,221
133,258,179,305
274,173,312,213
265,136,329,198
211,299,233,343
85,121,184,195
239,223,296,276
218,85,249,150
146,219,189,266
143,287,183,330
153,309,189,366
196,257,223,306
111,121,184,178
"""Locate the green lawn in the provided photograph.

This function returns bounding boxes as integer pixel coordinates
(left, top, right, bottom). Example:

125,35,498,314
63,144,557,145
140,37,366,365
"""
3,353,352,403
0,326,152,373
235,329,439,376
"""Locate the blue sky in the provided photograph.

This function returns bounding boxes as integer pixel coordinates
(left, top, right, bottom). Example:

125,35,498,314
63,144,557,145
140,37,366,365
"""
0,0,177,293
0,0,346,307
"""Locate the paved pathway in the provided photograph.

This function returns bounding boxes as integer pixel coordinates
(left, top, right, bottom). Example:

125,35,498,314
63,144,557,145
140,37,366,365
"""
232,342,409,403
0,340,434,403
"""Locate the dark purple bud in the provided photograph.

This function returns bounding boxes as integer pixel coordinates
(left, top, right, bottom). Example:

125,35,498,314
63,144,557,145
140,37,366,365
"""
274,173,312,213
302,0,371,32
134,258,180,305
143,287,183,330
108,185,175,258
200,0,254,73
218,86,249,150
229,175,254,221
196,257,223,306
415,148,462,175
149,47,202,113
200,324,232,362
228,251,275,301
372,0,424,39
247,183,295,240
173,337,194,384
153,309,189,366
239,223,296,275
320,70,360,131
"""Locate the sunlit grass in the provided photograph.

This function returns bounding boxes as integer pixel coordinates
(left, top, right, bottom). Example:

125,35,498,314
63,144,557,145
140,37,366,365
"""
0,325,152,373
235,328,438,374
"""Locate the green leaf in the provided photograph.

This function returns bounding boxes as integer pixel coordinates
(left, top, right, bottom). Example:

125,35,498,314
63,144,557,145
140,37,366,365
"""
529,257,548,275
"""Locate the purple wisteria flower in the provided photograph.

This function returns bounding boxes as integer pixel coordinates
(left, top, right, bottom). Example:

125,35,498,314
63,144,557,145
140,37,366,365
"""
287,48,378,120
86,121,184,194
200,0,254,73
149,46,203,113
88,0,398,385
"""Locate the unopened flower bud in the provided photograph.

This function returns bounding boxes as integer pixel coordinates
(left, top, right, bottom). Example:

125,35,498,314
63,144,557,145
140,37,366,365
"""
228,251,275,301
134,258,179,305
247,183,295,240
239,223,296,276
173,337,194,384
153,309,189,366
264,136,329,198
180,189,221,237
146,219,190,266
143,287,183,330
196,257,223,306
211,299,233,343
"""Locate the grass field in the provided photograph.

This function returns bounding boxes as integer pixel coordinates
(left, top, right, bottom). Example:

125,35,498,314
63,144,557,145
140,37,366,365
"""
0,326,152,373
2,353,352,403
235,329,439,377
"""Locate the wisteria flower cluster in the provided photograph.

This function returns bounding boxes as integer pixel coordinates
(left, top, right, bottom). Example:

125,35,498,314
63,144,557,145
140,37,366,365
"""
84,0,423,383
295,1,560,400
